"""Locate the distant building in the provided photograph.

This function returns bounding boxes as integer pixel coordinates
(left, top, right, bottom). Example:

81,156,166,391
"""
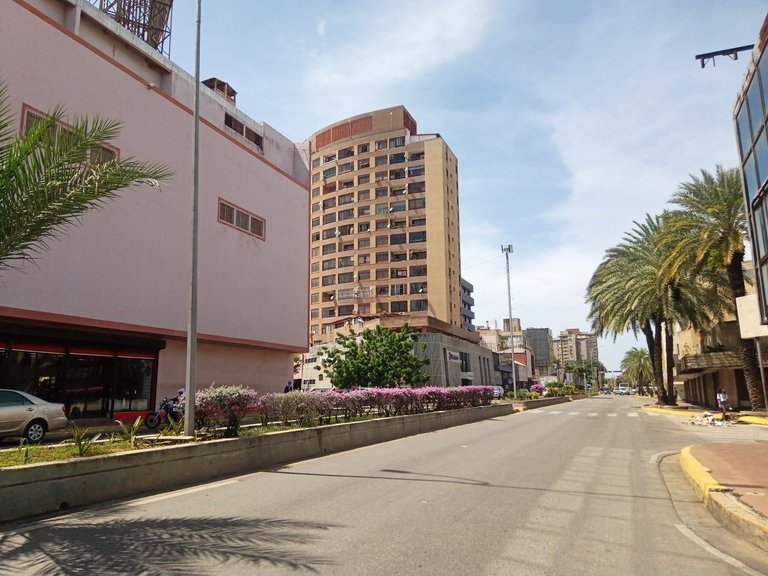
460,278,476,332
553,329,600,383
0,0,308,417
525,327,556,377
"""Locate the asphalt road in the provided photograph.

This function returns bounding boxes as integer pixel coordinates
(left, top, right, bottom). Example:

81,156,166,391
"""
2,396,767,575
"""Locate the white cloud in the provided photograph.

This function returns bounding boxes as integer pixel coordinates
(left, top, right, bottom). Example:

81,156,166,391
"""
316,18,326,37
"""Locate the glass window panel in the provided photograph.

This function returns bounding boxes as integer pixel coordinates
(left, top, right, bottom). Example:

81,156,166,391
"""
755,128,768,189
737,103,752,159
747,78,764,137
744,152,759,205
760,53,768,114
754,203,767,259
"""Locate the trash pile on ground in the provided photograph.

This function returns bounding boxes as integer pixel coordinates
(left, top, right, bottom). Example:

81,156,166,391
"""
689,412,733,426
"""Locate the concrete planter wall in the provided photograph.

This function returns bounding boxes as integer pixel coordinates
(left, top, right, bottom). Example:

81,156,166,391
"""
515,396,573,410
1,403,516,524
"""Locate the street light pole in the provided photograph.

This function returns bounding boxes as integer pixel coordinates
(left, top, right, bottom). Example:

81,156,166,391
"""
502,244,517,398
184,0,202,437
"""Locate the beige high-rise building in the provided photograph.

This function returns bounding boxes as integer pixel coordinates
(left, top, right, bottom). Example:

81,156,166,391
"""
307,106,464,343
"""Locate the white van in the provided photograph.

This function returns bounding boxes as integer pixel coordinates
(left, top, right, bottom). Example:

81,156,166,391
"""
614,384,630,395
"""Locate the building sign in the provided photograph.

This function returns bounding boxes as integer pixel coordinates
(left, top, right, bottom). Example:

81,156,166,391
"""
447,350,460,363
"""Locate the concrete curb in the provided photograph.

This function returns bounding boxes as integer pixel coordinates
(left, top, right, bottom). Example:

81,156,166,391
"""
679,446,768,553
0,403,517,525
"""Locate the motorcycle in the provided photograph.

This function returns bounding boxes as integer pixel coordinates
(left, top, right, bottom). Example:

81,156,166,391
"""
145,397,183,429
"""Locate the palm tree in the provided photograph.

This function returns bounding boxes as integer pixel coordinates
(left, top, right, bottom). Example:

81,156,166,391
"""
587,215,726,405
661,165,766,410
0,82,172,271
620,348,653,393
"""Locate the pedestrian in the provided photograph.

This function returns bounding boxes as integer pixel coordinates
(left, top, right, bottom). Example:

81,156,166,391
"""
284,381,292,394
716,388,729,420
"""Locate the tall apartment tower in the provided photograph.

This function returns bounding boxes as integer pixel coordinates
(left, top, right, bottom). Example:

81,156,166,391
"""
307,106,464,343
525,327,555,376
553,328,600,366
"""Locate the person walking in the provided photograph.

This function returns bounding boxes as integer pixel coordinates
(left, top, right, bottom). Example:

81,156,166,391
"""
716,388,729,420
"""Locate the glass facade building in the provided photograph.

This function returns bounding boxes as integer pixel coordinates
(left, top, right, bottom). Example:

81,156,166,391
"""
735,18,768,323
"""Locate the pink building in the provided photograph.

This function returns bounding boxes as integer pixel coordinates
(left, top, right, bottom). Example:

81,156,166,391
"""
0,0,309,418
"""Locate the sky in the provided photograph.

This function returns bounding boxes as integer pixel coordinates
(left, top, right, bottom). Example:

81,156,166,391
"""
166,0,766,371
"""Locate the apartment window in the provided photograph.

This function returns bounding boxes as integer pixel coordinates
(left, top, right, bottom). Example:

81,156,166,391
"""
322,243,336,255
312,217,320,227
312,187,321,198
377,302,389,314
323,213,337,224
358,143,370,153
310,293,320,303
389,152,405,164
358,174,370,185
338,192,354,205
323,167,337,179
312,232,321,242
310,308,319,318
358,270,371,281
322,198,336,210
358,158,370,169
322,307,336,318
391,268,407,278
410,217,426,226
410,300,428,312
389,168,406,180
376,252,389,263
323,153,336,163
391,252,407,262
323,182,337,194
408,165,425,177
408,181,426,193
338,209,354,220
312,158,321,168
391,187,407,197
322,259,336,271
218,199,266,240
410,282,427,294
311,262,320,273
358,238,370,249
338,146,354,159
339,162,354,174
410,231,427,243
389,136,405,148
389,201,406,213
312,202,321,213
410,250,426,260
376,286,389,296
375,139,388,150
375,235,389,247
340,241,354,251
390,233,406,245
409,265,427,276
322,275,336,286
311,278,320,288
338,256,355,267
391,301,408,313
358,222,371,233
224,113,263,148
375,187,389,199
358,190,370,201
311,247,320,257
409,198,426,210
375,155,388,166
375,171,388,182
376,269,389,280
358,254,371,265
338,272,354,283
322,228,338,240
408,151,424,161
358,206,371,217
312,173,321,183
375,203,389,215
340,180,354,189
376,219,389,230
391,219,406,229
338,305,355,316
391,283,407,295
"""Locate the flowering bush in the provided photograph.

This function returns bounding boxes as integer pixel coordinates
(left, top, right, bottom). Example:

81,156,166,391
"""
195,384,258,437
530,384,545,395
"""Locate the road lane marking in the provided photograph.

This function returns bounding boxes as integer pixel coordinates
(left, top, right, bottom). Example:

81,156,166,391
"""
587,412,598,417
627,412,638,418
607,413,617,417
548,411,562,415
675,524,764,576
568,412,579,416
126,479,240,507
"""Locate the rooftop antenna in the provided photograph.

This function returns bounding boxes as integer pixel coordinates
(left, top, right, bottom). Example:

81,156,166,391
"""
94,0,174,57
695,45,754,69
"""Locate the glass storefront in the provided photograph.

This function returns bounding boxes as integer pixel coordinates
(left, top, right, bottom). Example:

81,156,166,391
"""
0,339,158,418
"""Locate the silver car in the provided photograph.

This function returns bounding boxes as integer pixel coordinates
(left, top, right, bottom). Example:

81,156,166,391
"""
0,389,68,442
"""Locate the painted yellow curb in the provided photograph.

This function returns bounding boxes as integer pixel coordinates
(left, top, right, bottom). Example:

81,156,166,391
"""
641,405,705,417
736,415,768,426
679,446,729,503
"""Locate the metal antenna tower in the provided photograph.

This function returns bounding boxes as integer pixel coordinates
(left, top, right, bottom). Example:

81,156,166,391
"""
94,0,174,57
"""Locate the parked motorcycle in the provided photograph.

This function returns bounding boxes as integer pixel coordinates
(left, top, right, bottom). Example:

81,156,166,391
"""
145,397,183,429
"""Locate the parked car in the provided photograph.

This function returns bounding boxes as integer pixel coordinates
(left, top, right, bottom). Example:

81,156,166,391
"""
613,385,630,396
492,386,505,399
0,389,68,442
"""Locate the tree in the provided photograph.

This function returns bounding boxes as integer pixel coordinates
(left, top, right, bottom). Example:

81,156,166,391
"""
620,348,653,393
587,215,726,405
0,83,172,270
316,324,430,389
660,165,765,410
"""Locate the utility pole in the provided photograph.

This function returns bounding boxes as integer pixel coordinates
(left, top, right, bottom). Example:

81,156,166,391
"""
184,0,202,437
502,244,518,398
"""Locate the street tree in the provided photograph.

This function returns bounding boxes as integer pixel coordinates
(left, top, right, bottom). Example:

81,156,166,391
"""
316,324,430,389
620,348,653,394
660,165,765,410
0,82,172,271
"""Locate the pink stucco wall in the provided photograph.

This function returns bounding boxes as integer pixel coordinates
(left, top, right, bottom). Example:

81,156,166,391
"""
0,2,309,385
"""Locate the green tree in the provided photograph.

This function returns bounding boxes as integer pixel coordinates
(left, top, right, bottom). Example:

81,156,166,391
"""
317,324,430,389
0,83,171,270
660,165,765,410
587,215,726,405
620,348,653,393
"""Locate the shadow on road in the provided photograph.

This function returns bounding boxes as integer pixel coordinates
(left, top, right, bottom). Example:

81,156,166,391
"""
0,513,337,575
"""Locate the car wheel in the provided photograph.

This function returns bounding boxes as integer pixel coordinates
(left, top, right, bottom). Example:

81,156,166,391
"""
24,420,47,443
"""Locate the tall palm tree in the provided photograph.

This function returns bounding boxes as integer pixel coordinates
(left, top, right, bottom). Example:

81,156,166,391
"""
620,347,653,393
0,82,172,271
661,165,765,410
588,215,726,405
